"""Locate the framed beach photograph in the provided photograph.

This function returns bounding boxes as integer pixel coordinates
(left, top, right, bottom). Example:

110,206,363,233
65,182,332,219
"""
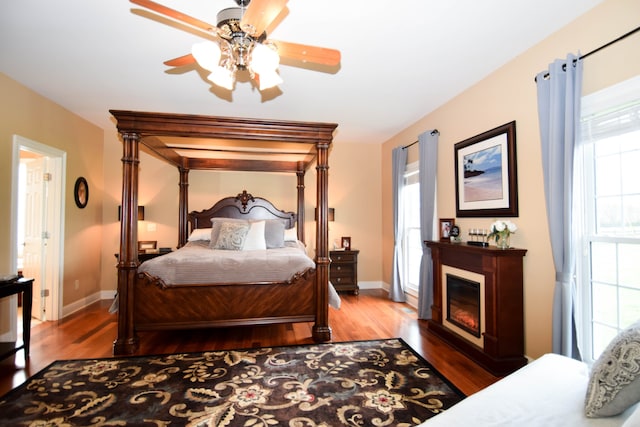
439,218,455,241
454,121,518,217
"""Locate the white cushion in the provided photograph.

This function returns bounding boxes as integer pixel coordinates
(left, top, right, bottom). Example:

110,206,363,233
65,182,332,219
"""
187,228,213,242
284,227,297,242
242,220,267,251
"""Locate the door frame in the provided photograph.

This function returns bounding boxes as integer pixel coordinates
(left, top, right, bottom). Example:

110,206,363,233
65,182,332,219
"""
11,135,66,322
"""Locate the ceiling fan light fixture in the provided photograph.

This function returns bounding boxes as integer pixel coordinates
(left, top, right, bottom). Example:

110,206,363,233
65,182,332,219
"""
250,42,280,73
191,41,221,71
131,0,340,94
257,70,283,90
207,66,235,90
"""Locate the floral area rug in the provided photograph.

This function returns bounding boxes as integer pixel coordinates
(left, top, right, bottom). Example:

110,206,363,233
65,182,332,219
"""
0,338,464,426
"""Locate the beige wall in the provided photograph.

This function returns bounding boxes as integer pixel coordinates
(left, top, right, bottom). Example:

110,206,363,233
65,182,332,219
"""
381,0,640,359
0,73,104,321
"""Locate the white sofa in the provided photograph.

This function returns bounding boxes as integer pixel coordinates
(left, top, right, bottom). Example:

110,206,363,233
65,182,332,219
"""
422,353,640,426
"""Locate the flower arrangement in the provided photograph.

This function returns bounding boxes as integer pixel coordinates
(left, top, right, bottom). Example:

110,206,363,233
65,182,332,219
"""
487,220,517,249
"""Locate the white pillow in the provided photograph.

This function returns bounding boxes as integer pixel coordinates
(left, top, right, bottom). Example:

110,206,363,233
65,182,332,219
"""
284,227,298,242
188,228,213,242
242,220,267,251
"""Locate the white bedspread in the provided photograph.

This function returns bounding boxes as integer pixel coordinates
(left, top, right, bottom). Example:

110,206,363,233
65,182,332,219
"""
135,241,341,309
138,241,315,285
422,353,640,426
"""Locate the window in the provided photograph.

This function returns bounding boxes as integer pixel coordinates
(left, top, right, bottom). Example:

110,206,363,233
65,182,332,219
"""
402,161,421,296
578,76,640,362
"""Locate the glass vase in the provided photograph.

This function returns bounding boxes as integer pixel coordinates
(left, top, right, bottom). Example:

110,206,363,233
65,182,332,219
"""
496,233,510,249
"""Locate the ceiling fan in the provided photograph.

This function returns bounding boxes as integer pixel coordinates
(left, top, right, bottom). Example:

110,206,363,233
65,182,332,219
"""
130,0,341,91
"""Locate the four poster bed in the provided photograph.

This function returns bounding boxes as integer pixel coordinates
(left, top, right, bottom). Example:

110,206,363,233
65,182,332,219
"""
110,110,337,355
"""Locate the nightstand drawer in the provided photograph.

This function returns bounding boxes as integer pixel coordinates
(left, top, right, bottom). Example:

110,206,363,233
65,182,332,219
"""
331,253,356,263
331,276,355,286
330,264,354,275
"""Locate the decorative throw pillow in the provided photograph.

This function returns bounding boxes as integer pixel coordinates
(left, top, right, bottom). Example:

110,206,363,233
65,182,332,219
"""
264,219,286,248
210,218,247,248
242,220,267,251
187,227,213,242
585,320,640,417
284,226,298,242
213,222,250,250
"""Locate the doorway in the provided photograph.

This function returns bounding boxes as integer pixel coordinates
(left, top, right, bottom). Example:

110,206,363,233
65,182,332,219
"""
11,135,66,324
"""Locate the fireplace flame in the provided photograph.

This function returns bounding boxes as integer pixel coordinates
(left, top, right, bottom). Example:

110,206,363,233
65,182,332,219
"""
451,308,479,331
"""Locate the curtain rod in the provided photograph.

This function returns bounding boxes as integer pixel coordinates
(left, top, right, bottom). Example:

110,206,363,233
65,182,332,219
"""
403,129,440,149
535,25,640,82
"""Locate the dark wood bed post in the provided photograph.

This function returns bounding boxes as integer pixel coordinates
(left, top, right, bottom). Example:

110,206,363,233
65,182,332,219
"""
296,162,305,243
313,141,332,342
178,164,189,248
113,132,141,355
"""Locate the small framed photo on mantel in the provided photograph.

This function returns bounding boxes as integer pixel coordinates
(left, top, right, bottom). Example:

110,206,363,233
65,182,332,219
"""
439,218,455,241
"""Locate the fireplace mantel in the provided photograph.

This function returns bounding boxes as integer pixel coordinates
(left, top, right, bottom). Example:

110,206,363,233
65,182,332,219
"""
426,240,527,376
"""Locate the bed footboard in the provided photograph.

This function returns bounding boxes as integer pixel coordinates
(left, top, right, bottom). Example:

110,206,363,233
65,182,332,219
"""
134,269,318,331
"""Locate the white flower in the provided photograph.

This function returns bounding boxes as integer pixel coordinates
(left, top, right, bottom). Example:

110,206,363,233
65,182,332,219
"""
488,220,517,242
492,221,506,232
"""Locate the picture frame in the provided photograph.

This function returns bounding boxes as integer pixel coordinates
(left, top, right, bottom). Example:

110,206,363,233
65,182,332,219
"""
341,236,351,250
138,240,157,254
439,218,455,241
454,121,518,217
74,177,89,209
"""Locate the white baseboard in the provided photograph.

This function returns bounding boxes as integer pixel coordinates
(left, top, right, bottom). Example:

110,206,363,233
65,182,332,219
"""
61,290,117,318
358,280,384,290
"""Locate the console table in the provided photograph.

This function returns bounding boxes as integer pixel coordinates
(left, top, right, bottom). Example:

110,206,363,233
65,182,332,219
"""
0,277,34,361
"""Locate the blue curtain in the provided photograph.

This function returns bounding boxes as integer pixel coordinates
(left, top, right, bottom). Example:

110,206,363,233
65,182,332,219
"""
417,130,439,319
535,53,583,359
390,146,408,302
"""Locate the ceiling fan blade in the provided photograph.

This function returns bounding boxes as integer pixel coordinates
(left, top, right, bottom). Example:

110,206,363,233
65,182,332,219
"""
240,0,288,37
130,0,217,33
164,54,196,67
270,40,341,66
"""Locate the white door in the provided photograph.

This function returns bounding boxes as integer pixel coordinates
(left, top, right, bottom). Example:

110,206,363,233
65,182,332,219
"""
21,156,46,321
14,135,65,323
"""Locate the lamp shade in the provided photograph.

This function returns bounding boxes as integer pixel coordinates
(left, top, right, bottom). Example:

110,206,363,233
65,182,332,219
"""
191,41,221,71
118,206,145,221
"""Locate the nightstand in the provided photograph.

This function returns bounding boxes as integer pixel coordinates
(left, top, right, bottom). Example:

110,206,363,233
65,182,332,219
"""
138,251,172,262
114,251,172,262
329,250,359,294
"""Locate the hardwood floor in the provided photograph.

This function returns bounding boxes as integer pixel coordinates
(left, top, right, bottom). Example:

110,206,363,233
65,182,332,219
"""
0,289,500,398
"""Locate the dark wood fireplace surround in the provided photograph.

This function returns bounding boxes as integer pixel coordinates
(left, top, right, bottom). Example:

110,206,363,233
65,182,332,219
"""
426,241,527,376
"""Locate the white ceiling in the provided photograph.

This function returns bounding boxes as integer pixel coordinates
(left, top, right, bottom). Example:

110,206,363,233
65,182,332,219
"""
0,0,604,145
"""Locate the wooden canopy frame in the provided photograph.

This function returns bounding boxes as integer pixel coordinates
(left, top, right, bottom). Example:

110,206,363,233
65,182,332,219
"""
110,110,337,355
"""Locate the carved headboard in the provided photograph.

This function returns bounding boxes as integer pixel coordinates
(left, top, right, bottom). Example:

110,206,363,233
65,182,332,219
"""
188,190,296,231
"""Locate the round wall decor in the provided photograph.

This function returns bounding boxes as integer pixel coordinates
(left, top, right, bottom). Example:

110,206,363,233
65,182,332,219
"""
74,177,89,208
